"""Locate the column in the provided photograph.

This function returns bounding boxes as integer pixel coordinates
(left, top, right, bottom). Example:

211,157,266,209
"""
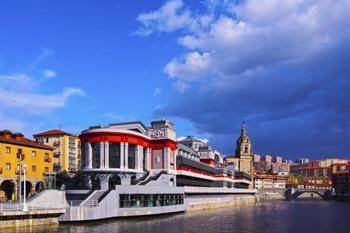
163,147,170,171
86,142,92,169
136,145,143,171
120,142,125,170
124,143,129,169
145,148,151,171
100,142,104,169
104,142,109,169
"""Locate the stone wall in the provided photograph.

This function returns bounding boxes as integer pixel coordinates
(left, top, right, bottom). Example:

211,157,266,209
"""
186,194,257,211
0,209,64,229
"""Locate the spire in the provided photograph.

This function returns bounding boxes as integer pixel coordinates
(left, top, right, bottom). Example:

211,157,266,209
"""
241,121,247,136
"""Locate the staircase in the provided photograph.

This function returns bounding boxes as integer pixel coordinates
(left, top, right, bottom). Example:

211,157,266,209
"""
138,171,167,185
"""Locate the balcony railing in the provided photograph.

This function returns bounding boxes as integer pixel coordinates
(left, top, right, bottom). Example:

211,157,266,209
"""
44,157,51,162
53,141,60,147
16,153,25,160
53,151,60,158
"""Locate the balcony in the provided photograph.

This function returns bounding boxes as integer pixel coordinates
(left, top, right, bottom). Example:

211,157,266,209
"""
16,153,25,160
44,157,51,162
53,151,60,158
53,141,60,147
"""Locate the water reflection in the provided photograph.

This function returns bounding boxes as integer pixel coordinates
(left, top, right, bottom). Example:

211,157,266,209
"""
1,201,350,233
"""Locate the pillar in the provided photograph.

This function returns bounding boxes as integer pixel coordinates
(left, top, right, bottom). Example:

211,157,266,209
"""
104,142,109,169
136,145,143,171
86,142,92,169
124,143,129,169
99,142,104,169
163,147,170,171
120,142,125,170
145,148,151,171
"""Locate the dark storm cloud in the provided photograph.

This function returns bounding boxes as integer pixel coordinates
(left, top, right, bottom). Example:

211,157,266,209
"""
137,0,350,158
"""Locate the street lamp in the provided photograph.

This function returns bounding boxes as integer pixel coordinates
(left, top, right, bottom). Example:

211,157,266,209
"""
22,164,28,211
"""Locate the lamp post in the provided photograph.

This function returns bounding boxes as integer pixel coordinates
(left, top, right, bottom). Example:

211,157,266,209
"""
22,164,28,211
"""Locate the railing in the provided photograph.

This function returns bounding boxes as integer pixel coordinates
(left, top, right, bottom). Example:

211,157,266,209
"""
44,157,51,162
0,203,65,212
17,153,25,160
53,151,60,158
67,200,98,207
53,141,60,147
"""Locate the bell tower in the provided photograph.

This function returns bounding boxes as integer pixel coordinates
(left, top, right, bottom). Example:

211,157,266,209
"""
235,122,253,176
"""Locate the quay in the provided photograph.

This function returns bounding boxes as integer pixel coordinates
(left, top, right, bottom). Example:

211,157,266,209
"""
0,203,65,229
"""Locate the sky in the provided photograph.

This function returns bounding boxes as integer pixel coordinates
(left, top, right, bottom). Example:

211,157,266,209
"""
1,0,350,160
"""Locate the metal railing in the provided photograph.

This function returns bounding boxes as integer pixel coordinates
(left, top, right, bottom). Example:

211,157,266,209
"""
0,203,65,212
67,200,98,207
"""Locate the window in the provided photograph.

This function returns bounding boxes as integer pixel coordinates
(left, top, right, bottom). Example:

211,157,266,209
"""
5,163,11,170
44,153,49,159
109,142,120,168
91,142,101,168
5,147,11,153
45,138,49,143
153,149,163,169
32,151,36,157
45,167,49,172
17,148,22,154
119,194,184,208
32,166,36,172
128,144,136,169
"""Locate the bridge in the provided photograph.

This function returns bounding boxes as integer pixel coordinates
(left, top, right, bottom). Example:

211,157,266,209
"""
260,188,332,200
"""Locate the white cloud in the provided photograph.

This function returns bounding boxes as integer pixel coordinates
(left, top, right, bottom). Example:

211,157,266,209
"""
0,113,26,132
0,73,34,90
137,0,350,92
164,52,212,81
43,69,56,78
134,0,195,36
0,73,85,114
153,87,162,96
0,87,85,113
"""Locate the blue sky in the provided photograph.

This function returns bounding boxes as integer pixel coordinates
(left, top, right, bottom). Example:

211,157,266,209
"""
1,0,350,160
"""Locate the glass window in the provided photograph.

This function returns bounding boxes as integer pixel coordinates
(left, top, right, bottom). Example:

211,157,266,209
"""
128,144,136,169
91,142,101,168
32,151,36,157
32,166,36,172
109,142,120,168
153,149,163,169
5,163,11,170
5,147,11,153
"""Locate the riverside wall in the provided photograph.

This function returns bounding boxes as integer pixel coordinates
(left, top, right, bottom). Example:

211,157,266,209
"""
0,209,64,229
186,194,258,211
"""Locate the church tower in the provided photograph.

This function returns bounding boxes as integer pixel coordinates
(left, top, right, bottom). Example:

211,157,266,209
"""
235,122,253,176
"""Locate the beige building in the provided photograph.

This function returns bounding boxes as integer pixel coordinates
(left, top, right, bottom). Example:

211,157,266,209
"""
34,129,81,173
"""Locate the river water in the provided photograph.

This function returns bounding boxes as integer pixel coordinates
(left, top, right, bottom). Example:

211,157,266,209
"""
2,200,350,233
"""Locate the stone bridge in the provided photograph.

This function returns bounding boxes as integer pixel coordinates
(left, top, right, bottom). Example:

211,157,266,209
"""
260,188,332,200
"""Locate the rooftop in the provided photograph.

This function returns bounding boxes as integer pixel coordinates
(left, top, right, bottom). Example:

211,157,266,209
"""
0,130,53,150
33,129,74,137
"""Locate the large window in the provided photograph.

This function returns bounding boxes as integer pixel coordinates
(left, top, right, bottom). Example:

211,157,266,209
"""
109,142,121,168
92,142,101,168
119,194,184,208
153,149,163,169
128,144,136,169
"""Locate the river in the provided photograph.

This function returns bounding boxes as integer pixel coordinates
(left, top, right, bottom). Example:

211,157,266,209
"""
2,200,350,233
